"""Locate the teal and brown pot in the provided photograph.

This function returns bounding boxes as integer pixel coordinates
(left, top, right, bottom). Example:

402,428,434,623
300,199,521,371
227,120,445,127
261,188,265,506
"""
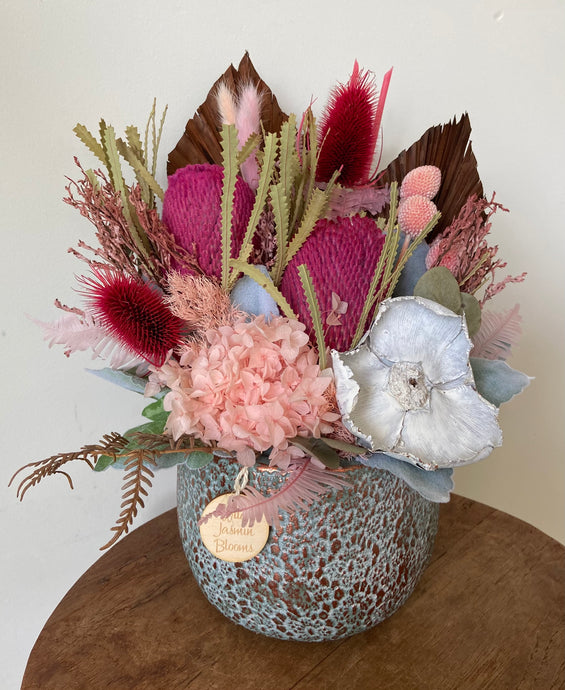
177,457,439,642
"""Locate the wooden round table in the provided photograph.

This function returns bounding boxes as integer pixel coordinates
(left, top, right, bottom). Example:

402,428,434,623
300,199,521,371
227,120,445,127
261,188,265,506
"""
22,496,564,689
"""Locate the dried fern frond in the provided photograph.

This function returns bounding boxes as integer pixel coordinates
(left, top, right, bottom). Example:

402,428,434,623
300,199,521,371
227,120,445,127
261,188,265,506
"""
101,451,156,550
9,432,129,500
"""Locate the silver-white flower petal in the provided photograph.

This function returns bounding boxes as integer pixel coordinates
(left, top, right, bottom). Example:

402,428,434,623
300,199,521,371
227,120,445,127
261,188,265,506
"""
369,297,472,385
332,347,405,450
393,386,502,469
331,296,503,470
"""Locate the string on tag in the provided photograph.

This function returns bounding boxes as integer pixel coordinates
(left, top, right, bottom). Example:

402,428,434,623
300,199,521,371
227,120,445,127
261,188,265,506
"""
233,466,249,495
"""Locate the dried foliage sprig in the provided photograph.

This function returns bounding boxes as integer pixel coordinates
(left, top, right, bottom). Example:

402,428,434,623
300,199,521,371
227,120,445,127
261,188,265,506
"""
9,432,130,500
426,193,526,304
101,451,156,550
65,163,201,290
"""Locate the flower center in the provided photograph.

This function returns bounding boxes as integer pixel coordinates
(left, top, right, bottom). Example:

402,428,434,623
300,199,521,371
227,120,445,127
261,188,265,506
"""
387,362,430,410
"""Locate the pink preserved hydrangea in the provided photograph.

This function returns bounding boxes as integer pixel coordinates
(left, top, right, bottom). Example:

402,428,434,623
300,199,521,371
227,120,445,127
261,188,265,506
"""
153,315,341,469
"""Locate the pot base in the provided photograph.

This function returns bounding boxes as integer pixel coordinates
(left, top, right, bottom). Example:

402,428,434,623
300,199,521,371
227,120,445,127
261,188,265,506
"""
177,460,439,642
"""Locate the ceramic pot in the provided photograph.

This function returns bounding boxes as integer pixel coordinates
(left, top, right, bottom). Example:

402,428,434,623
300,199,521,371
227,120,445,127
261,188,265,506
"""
177,457,439,642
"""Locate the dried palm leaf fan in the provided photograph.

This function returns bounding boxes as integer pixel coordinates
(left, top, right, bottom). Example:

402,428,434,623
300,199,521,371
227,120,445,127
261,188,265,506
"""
167,53,288,174
380,113,484,240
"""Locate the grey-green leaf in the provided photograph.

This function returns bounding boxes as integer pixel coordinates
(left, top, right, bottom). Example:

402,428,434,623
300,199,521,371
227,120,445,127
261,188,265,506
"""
414,266,462,314
470,357,532,407
288,437,341,469
183,451,215,469
461,292,481,337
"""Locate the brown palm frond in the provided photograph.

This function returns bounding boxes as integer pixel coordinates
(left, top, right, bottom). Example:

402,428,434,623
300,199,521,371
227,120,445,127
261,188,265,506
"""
379,113,483,240
9,432,129,500
100,451,156,550
167,52,288,174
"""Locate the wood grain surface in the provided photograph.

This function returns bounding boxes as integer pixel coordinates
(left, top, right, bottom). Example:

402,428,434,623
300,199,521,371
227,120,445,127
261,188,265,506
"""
21,496,565,689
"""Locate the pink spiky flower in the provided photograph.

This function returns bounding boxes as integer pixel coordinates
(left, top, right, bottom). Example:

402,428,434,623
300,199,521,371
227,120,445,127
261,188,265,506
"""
316,63,392,186
79,267,185,367
280,216,386,351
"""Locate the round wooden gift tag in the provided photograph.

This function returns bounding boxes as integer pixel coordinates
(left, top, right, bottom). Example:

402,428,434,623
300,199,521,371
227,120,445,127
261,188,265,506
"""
199,493,270,562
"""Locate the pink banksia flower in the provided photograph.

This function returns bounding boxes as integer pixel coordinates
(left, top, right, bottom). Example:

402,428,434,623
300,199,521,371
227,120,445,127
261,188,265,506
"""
397,195,438,239
280,216,386,351
162,164,254,280
400,165,441,199
79,267,185,367
316,63,392,186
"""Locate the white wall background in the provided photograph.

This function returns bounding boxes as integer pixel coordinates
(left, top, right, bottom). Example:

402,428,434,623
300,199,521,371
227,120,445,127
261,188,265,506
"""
1,0,564,687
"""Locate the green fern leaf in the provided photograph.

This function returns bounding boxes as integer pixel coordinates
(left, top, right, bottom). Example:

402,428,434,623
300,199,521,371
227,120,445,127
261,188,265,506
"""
73,123,107,166
220,124,239,290
270,181,290,285
233,131,278,277
297,264,327,369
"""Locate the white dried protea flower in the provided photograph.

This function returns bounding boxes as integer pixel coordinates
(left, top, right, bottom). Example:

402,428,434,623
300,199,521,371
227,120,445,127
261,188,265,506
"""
331,296,502,470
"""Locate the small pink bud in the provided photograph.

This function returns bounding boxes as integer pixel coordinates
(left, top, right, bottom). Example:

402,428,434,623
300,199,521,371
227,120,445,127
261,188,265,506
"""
400,165,441,199
398,195,438,239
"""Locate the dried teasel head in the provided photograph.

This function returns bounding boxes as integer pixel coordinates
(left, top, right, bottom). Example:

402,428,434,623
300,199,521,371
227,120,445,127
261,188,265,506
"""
79,266,185,367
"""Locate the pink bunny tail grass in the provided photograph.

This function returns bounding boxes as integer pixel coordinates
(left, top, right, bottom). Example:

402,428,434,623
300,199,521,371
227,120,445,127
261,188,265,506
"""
162,164,255,280
280,216,386,351
215,82,238,125
236,83,263,189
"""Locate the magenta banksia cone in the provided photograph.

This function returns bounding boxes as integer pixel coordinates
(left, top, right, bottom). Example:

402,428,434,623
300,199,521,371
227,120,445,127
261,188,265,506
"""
280,217,386,351
398,195,438,239
162,164,255,279
80,267,185,367
316,63,392,186
399,165,441,200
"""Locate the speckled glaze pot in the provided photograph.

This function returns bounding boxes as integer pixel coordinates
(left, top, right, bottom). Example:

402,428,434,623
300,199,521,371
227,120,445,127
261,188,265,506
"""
177,458,439,642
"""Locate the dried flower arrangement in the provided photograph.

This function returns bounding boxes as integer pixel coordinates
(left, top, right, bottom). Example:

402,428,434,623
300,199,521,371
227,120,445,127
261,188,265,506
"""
11,54,529,551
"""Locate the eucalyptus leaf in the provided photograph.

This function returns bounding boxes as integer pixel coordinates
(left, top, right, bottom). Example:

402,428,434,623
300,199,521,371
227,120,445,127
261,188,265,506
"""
460,292,481,337
323,438,367,455
183,451,215,469
87,368,165,397
288,437,341,469
141,398,167,422
470,358,532,407
359,452,454,503
414,266,462,313
94,455,115,472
